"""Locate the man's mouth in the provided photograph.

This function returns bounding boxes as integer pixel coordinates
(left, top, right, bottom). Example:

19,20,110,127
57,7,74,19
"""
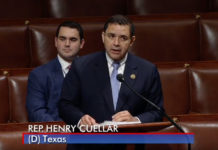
111,49,121,54
63,49,71,52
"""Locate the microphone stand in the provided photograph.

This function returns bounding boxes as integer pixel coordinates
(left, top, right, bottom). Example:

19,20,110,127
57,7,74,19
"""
117,74,191,150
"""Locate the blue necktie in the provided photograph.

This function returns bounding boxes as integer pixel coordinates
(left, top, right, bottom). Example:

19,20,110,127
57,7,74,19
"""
111,62,120,110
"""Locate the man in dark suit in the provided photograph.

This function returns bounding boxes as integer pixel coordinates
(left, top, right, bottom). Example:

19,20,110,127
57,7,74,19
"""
26,21,85,122
59,15,163,150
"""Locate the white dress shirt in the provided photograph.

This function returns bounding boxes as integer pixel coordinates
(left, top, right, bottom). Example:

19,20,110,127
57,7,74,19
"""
106,52,141,123
106,52,128,90
57,54,71,77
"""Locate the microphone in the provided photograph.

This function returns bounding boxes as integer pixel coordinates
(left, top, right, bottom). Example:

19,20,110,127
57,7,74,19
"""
117,74,191,150
116,74,185,133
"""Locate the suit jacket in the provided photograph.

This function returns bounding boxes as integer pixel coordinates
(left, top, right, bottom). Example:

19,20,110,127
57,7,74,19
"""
59,51,163,150
59,51,164,125
26,58,64,122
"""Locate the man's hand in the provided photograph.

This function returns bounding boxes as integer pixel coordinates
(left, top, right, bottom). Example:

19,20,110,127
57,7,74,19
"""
112,110,139,122
80,114,97,126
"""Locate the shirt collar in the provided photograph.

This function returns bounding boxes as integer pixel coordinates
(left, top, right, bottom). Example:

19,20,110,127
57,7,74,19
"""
105,52,128,67
57,54,71,70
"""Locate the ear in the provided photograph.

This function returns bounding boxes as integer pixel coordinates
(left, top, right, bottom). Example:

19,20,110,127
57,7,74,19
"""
80,39,85,49
129,36,136,47
101,32,105,43
54,37,58,48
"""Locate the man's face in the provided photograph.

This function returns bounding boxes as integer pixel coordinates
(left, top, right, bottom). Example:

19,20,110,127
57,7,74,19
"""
102,24,135,61
55,27,84,62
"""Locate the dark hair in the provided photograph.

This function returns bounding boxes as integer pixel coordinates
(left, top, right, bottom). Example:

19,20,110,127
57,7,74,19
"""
56,21,84,40
103,15,135,37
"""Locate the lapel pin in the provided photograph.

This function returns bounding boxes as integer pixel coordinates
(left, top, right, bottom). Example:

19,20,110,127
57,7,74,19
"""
130,74,136,80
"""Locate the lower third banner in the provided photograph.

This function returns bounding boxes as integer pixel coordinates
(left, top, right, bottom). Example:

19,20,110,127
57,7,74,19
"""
23,133,194,144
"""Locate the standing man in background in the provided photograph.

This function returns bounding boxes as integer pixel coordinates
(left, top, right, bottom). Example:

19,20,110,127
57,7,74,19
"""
59,15,164,150
26,21,85,122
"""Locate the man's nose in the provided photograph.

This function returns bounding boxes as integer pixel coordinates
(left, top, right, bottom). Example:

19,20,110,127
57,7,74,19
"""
113,37,120,46
65,39,70,46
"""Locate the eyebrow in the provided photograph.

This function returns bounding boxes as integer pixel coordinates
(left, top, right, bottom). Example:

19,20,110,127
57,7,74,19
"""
58,36,78,39
106,32,129,37
58,36,66,38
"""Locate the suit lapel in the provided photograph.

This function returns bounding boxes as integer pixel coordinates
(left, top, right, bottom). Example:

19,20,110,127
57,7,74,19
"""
93,53,138,114
94,52,115,114
116,53,138,112
52,58,64,89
